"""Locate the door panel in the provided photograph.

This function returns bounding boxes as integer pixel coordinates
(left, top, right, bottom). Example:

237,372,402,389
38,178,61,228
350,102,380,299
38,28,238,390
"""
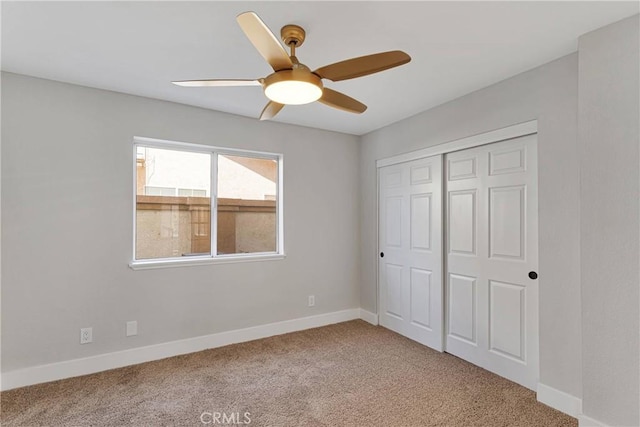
448,273,477,344
448,157,477,181
379,155,443,351
448,190,477,255
489,186,524,259
489,146,526,175
411,194,431,250
410,268,432,329
385,264,404,319
489,280,525,360
445,134,538,390
411,164,432,184
385,197,403,248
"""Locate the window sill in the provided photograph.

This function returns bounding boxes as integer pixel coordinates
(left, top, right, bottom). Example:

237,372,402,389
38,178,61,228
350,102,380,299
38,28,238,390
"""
129,253,286,270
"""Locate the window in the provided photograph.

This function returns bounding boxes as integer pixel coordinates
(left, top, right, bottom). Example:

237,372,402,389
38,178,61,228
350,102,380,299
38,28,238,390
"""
132,138,283,269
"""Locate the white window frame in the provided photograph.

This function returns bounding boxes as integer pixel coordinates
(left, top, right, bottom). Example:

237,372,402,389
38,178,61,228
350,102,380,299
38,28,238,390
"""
130,136,285,270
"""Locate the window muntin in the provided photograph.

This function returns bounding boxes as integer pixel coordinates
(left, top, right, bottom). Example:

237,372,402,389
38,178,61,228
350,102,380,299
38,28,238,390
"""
133,139,282,265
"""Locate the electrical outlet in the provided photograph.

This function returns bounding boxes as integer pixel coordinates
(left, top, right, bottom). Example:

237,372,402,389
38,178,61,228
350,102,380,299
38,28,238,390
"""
126,321,138,337
308,295,315,307
80,327,93,344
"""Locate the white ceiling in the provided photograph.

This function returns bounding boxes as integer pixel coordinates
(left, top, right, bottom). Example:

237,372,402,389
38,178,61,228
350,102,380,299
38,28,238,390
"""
2,2,638,135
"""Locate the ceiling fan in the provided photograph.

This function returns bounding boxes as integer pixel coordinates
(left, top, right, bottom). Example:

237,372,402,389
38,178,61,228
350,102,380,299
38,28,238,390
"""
172,11,411,121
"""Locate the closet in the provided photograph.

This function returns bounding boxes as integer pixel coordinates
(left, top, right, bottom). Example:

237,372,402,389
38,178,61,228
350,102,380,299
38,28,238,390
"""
379,132,538,390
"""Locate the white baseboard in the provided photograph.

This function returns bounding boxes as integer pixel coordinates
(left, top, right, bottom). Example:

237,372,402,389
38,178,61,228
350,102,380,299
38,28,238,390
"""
537,383,582,417
359,309,378,325
578,414,610,427
0,308,360,391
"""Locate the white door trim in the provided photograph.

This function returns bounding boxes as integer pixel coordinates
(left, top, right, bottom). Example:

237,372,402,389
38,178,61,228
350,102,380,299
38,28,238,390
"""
376,120,537,168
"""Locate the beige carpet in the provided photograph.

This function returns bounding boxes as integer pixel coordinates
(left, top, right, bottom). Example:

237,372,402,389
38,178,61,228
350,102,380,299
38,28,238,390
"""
1,320,576,426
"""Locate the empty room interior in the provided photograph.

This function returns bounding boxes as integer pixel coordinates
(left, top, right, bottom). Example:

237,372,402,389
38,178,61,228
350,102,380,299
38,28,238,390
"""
1,2,639,426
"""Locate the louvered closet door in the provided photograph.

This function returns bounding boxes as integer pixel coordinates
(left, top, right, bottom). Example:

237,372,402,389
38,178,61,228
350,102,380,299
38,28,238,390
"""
445,134,538,390
379,155,443,351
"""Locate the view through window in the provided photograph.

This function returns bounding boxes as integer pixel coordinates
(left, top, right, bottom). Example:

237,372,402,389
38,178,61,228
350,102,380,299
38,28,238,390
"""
135,143,280,261
217,154,277,255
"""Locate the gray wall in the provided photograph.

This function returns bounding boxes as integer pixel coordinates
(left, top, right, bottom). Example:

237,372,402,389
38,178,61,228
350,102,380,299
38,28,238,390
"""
579,15,640,426
360,54,582,397
1,72,361,372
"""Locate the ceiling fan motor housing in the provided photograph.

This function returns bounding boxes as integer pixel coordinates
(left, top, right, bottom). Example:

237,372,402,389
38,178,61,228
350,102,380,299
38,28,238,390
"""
281,24,306,47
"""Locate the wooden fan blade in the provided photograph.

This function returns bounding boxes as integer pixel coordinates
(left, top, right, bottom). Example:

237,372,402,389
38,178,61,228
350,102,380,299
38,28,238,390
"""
260,101,285,120
314,50,411,82
172,79,262,87
318,88,367,114
237,12,293,72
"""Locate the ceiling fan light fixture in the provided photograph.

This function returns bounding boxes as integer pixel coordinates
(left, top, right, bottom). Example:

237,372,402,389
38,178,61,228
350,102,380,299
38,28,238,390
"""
264,70,323,105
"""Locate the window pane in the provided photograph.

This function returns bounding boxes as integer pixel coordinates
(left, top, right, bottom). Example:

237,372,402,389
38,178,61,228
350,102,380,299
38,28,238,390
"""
136,147,211,259
217,154,277,255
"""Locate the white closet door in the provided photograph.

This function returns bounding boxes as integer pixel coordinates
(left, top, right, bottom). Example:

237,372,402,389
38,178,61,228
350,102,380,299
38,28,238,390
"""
445,134,538,390
379,155,443,351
